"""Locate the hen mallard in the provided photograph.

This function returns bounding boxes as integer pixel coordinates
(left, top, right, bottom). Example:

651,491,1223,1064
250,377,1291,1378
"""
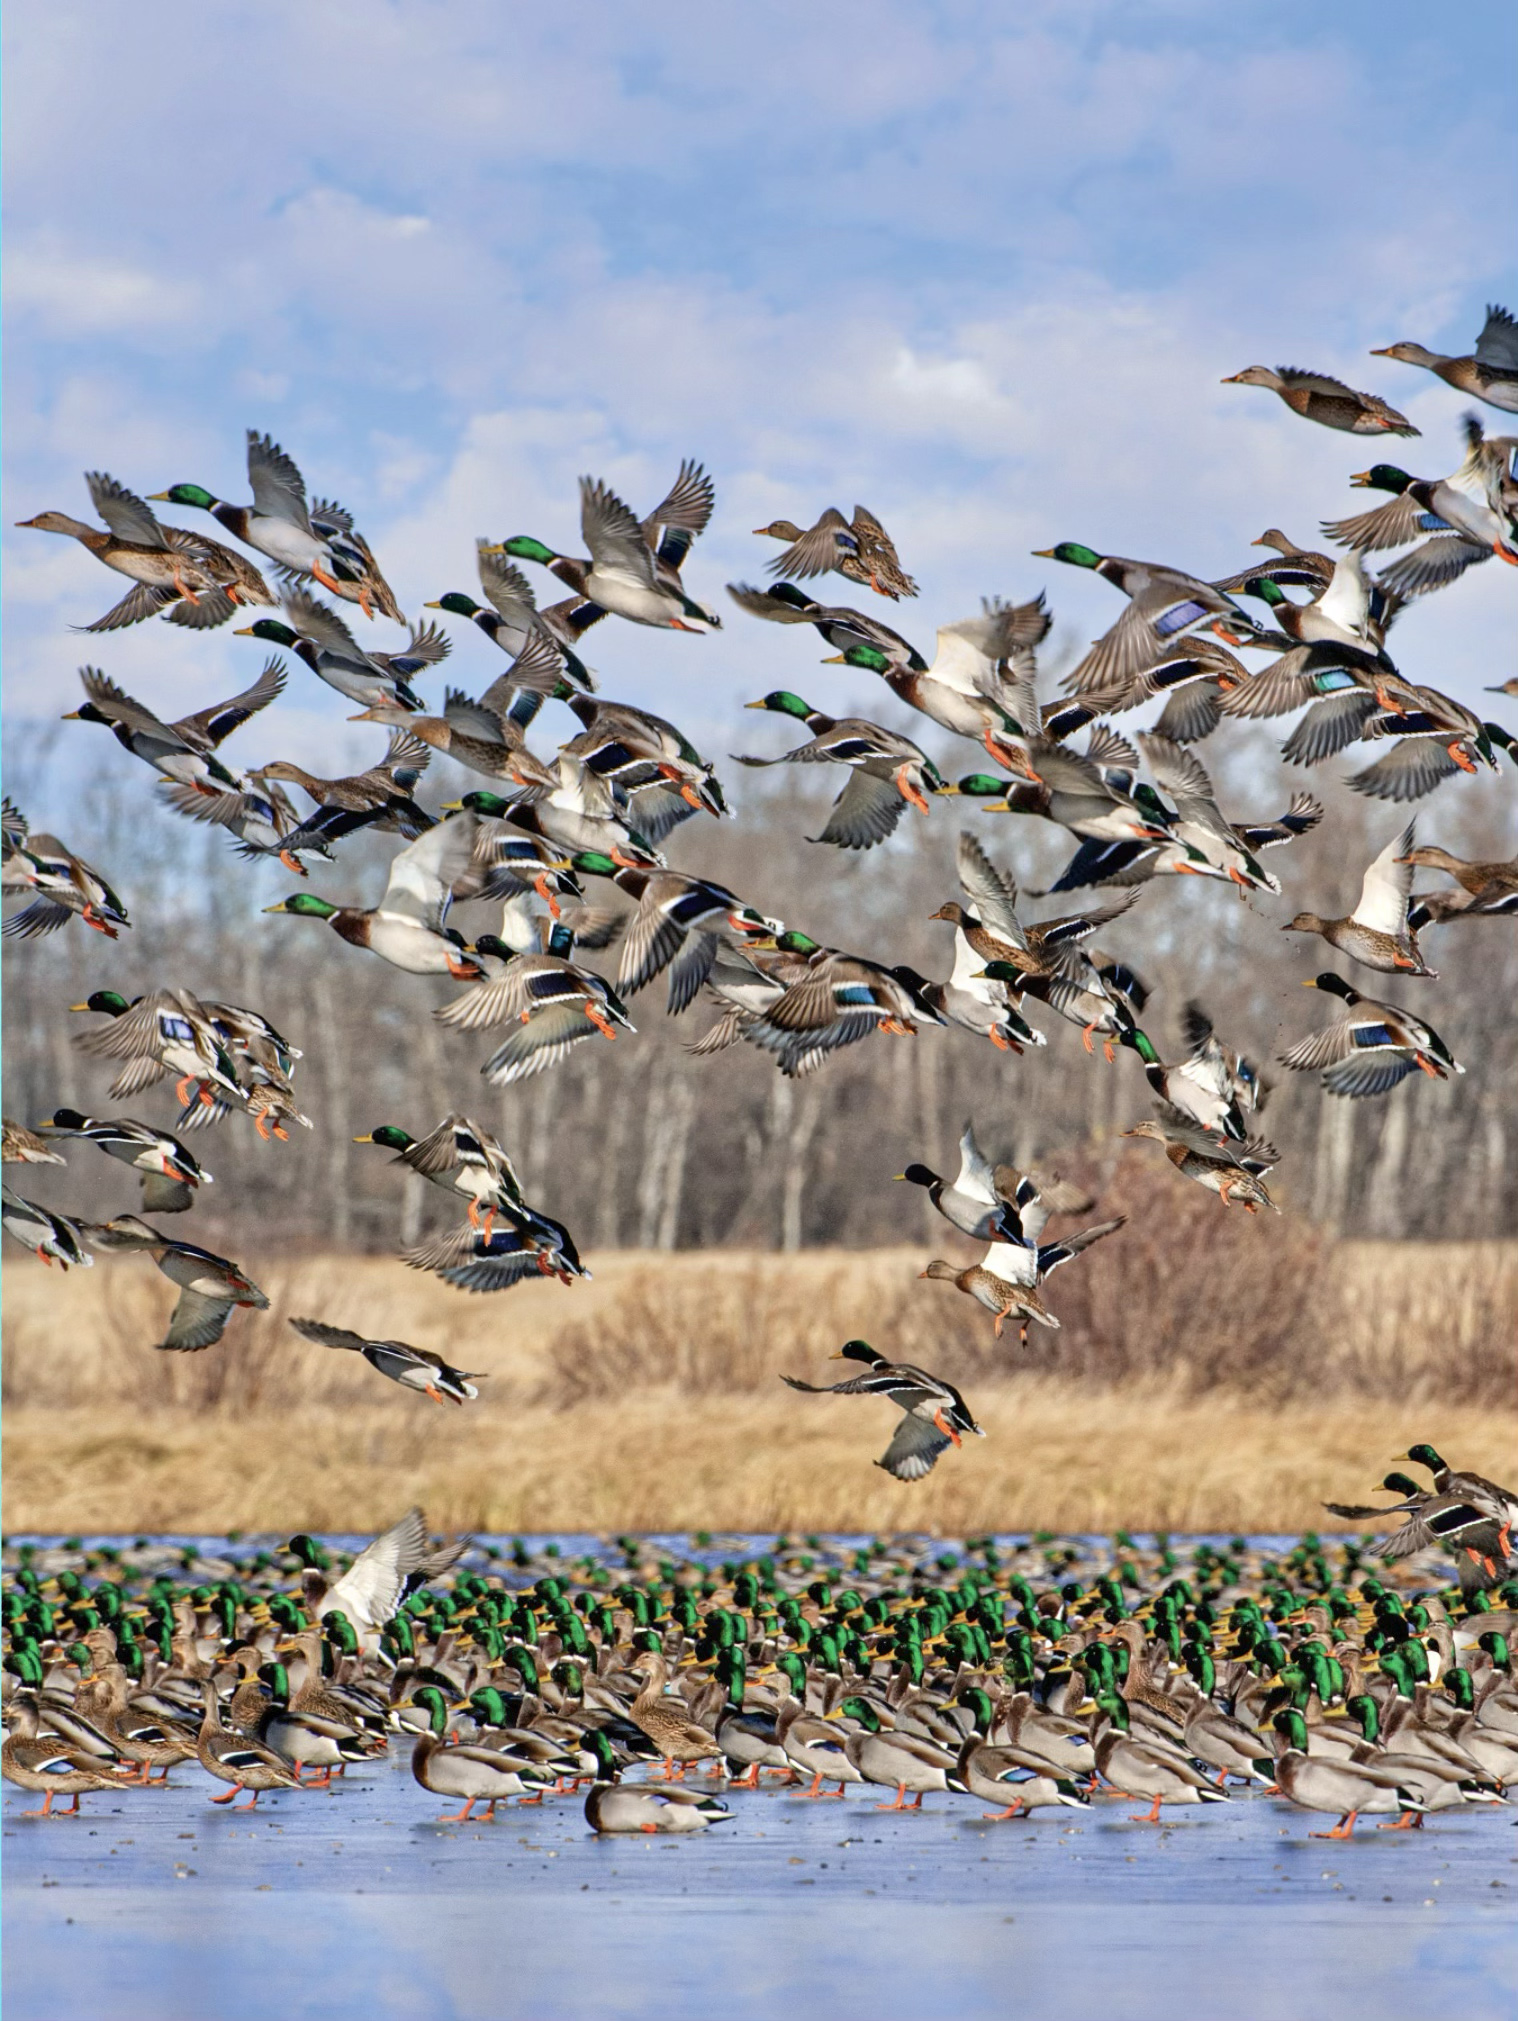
1400,844,1518,918
18,471,271,630
196,1679,303,1809
753,505,917,599
622,1652,724,1776
782,1339,984,1479
1284,820,1434,976
1279,974,1463,1098
1221,365,1417,436
2,1694,126,1815
1121,1112,1279,1213
1371,305,1518,413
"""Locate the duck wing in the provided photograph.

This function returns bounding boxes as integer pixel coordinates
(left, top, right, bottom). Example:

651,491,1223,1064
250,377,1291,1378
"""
955,831,1027,945
246,432,313,532
158,1287,237,1352
86,472,168,548
1351,823,1416,933
325,1508,428,1630
877,1413,953,1482
175,658,287,747
580,479,659,587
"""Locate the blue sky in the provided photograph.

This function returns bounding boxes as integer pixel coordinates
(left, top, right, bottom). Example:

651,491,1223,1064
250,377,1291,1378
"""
5,0,1515,790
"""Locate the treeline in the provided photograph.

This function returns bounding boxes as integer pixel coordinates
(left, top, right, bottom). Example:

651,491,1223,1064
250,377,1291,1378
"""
4,721,1515,1252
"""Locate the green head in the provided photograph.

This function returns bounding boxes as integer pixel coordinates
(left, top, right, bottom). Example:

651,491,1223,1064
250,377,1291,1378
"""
831,645,890,673
839,1695,880,1733
775,930,820,954
259,1661,291,1704
1445,1667,1475,1712
570,850,620,877
149,484,219,510
263,893,339,919
745,690,815,721
321,1609,359,1656
952,774,1014,800
233,618,299,647
284,1532,331,1570
1243,576,1288,607
428,592,482,618
450,790,510,817
959,1686,996,1735
358,1125,414,1152
1352,465,1414,495
1273,1708,1309,1752
509,1647,540,1694
1403,1443,1446,1475
412,1685,451,1737
468,1688,508,1727
1033,542,1103,570
978,960,1023,986
498,535,557,567
776,1650,807,1698
72,989,131,1016
1119,1026,1161,1067
1096,1692,1130,1730
585,1728,618,1781
1346,1693,1379,1742
1479,1632,1510,1666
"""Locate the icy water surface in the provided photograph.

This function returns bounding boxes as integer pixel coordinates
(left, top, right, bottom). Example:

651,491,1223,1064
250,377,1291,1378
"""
6,1531,1518,2019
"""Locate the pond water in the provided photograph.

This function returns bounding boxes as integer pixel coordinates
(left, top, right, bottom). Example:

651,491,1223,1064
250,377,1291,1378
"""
5,1533,1517,2020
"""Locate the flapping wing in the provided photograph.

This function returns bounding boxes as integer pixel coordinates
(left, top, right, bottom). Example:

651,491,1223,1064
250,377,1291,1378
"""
1319,1054,1420,1098
289,1316,374,1354
766,508,853,580
176,658,287,746
580,478,658,587
1322,492,1431,554
380,818,483,929
85,472,167,548
956,831,1026,946
1281,692,1380,766
324,1507,428,1628
1351,823,1416,934
281,588,363,658
81,583,179,632
158,1287,235,1352
813,770,908,850
877,1413,952,1482
1346,740,1465,803
247,431,313,531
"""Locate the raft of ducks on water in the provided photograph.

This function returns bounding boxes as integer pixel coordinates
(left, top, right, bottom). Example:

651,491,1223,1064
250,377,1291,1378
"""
5,1477,1518,1841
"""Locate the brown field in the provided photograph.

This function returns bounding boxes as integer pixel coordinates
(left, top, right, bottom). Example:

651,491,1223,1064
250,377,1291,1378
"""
4,1235,1514,1536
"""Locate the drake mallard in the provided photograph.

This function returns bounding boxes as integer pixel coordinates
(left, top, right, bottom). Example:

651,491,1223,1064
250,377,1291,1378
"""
1269,1709,1426,1837
567,855,779,1012
726,580,927,667
581,1731,734,1832
288,1318,485,1404
709,928,942,1078
401,1196,585,1290
263,819,490,978
1222,365,1417,436
70,988,245,1111
433,921,633,1082
84,1216,269,1350
1371,305,1518,413
354,1115,524,1228
1283,820,1434,975
63,659,284,795
753,505,918,599
2,800,130,940
18,471,271,630
501,464,719,632
953,1691,1092,1819
1279,974,1463,1098
235,590,446,711
1120,1112,1279,1213
781,1339,984,1479
734,691,943,849
1,1185,92,1270
837,1695,960,1810
425,540,597,690
1034,545,1258,695
36,1110,210,1214
152,430,402,621
1091,1696,1231,1823
1321,418,1518,595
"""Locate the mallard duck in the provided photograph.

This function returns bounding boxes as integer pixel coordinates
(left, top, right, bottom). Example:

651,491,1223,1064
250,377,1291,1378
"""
1035,545,1257,695
1321,420,1518,590
77,1665,197,1783
1116,1027,1245,1138
434,922,633,1082
727,581,927,667
2,1694,126,1815
255,1661,379,1788
1399,844,1518,917
582,1732,734,1833
566,857,777,1012
2,814,128,941
622,1652,724,1775
953,1693,1091,1819
235,591,444,710
1324,1471,1507,1590
822,597,1053,767
1120,1112,1279,1213
36,1110,210,1213
288,1318,485,1404
1,1185,92,1269
1222,365,1417,436
1269,1710,1426,1836
288,1508,443,1642
349,692,555,788
402,1198,586,1291
1279,974,1463,1098
753,505,917,599
18,471,269,630
84,1216,269,1350
947,730,1174,848
196,1678,303,1809
70,987,245,1110
152,431,402,620
1372,305,1518,413
734,692,943,849
157,773,305,868
718,930,943,1078
1284,820,1434,975
1092,1698,1231,1823
896,1122,1038,1242
837,1695,959,1809
1401,1445,1518,1556
2,1119,67,1167
933,1164,1123,1322
782,1339,984,1479
354,1115,524,1227
1130,734,1280,893
63,659,283,794
501,465,719,631
425,540,597,689
920,1249,1059,1344
263,820,489,978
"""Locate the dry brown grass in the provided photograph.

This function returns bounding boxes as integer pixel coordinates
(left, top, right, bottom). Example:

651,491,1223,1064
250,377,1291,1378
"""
4,1219,1515,1535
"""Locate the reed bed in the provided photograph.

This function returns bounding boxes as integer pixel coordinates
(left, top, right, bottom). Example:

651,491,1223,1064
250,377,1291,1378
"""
4,1199,1514,1533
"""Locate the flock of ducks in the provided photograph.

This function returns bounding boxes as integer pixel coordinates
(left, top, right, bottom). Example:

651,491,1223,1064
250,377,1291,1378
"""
3,302,1516,1843
4,1510,1517,1839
